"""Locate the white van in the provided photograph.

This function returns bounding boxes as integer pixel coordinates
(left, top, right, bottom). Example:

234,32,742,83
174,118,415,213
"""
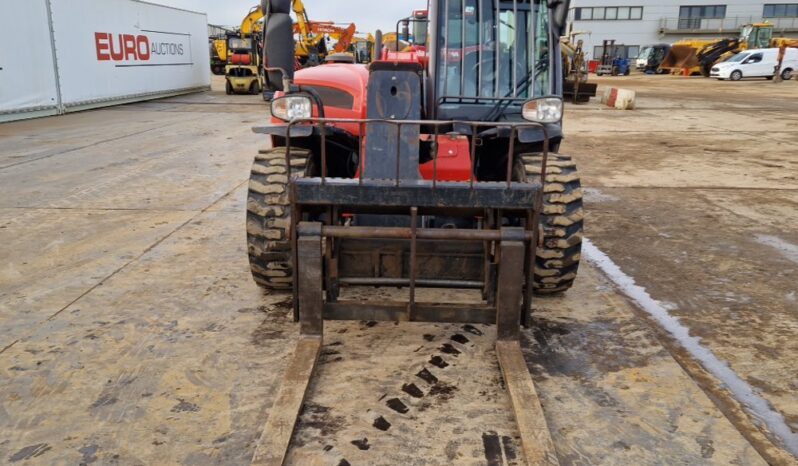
711,48,798,81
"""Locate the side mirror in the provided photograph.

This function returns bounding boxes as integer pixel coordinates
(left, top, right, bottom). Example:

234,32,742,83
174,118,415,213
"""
263,0,295,92
549,0,571,36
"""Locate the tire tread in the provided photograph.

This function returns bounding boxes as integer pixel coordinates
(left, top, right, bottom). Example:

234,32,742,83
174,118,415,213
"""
521,153,584,294
246,147,310,290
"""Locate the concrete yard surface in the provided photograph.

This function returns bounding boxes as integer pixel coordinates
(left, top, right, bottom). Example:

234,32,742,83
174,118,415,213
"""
566,74,798,464
1,74,797,465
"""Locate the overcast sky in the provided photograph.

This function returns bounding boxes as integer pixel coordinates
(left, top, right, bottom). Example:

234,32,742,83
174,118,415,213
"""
155,0,427,35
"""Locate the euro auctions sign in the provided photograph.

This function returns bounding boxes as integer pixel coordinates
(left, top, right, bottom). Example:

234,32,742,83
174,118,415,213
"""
94,30,193,66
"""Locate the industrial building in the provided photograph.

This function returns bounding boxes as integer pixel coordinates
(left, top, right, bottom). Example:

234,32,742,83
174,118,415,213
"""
568,0,798,60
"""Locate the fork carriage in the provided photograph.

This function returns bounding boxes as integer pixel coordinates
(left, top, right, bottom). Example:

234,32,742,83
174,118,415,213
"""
278,117,550,326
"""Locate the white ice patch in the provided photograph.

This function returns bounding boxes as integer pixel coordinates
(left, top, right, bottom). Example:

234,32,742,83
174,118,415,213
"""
583,238,798,457
658,301,679,311
755,235,798,265
582,188,619,203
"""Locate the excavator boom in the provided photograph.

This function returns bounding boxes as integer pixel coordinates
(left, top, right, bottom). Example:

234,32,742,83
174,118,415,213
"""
240,5,265,36
292,0,311,37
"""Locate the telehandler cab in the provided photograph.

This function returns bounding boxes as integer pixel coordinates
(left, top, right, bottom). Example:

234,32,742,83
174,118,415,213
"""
247,0,581,464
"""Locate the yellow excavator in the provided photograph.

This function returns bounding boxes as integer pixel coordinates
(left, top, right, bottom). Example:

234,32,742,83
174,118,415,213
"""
560,32,597,103
380,31,411,54
289,0,361,65
660,23,788,76
224,1,366,95
290,0,323,64
774,39,798,82
211,39,228,75
255,0,364,67
350,34,376,64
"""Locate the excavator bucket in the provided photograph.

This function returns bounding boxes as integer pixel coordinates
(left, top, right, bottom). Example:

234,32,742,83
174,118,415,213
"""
660,44,700,73
563,80,598,103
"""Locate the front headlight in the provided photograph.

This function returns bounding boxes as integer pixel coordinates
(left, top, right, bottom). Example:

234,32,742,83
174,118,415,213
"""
271,95,312,121
522,97,563,124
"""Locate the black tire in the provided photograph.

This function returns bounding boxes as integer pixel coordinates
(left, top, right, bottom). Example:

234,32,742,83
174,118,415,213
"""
247,147,311,289
782,68,793,81
250,81,260,95
519,153,584,294
225,80,233,95
730,70,743,81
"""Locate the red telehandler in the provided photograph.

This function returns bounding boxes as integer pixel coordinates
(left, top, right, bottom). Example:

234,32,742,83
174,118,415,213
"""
248,0,581,464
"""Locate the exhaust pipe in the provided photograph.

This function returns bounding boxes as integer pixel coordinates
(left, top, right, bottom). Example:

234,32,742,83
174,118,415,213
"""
263,0,295,91
374,30,383,61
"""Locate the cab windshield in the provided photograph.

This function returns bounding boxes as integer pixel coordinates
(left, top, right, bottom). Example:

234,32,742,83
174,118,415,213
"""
438,0,550,104
637,47,653,60
740,25,773,48
228,38,252,51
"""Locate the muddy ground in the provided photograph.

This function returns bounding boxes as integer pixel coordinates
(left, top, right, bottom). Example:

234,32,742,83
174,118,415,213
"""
0,74,796,465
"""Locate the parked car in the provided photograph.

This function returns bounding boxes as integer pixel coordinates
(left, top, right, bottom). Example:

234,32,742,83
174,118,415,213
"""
711,48,797,81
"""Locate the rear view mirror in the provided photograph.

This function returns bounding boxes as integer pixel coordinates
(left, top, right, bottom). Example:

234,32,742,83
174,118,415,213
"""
263,0,295,91
549,0,571,36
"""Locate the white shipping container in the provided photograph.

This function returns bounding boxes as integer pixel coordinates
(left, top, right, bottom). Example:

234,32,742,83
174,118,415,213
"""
0,0,210,122
0,0,61,121
51,0,210,111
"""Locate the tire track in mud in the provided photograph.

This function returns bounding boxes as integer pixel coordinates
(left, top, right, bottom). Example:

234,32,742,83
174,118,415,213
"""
287,322,522,465
583,238,798,462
